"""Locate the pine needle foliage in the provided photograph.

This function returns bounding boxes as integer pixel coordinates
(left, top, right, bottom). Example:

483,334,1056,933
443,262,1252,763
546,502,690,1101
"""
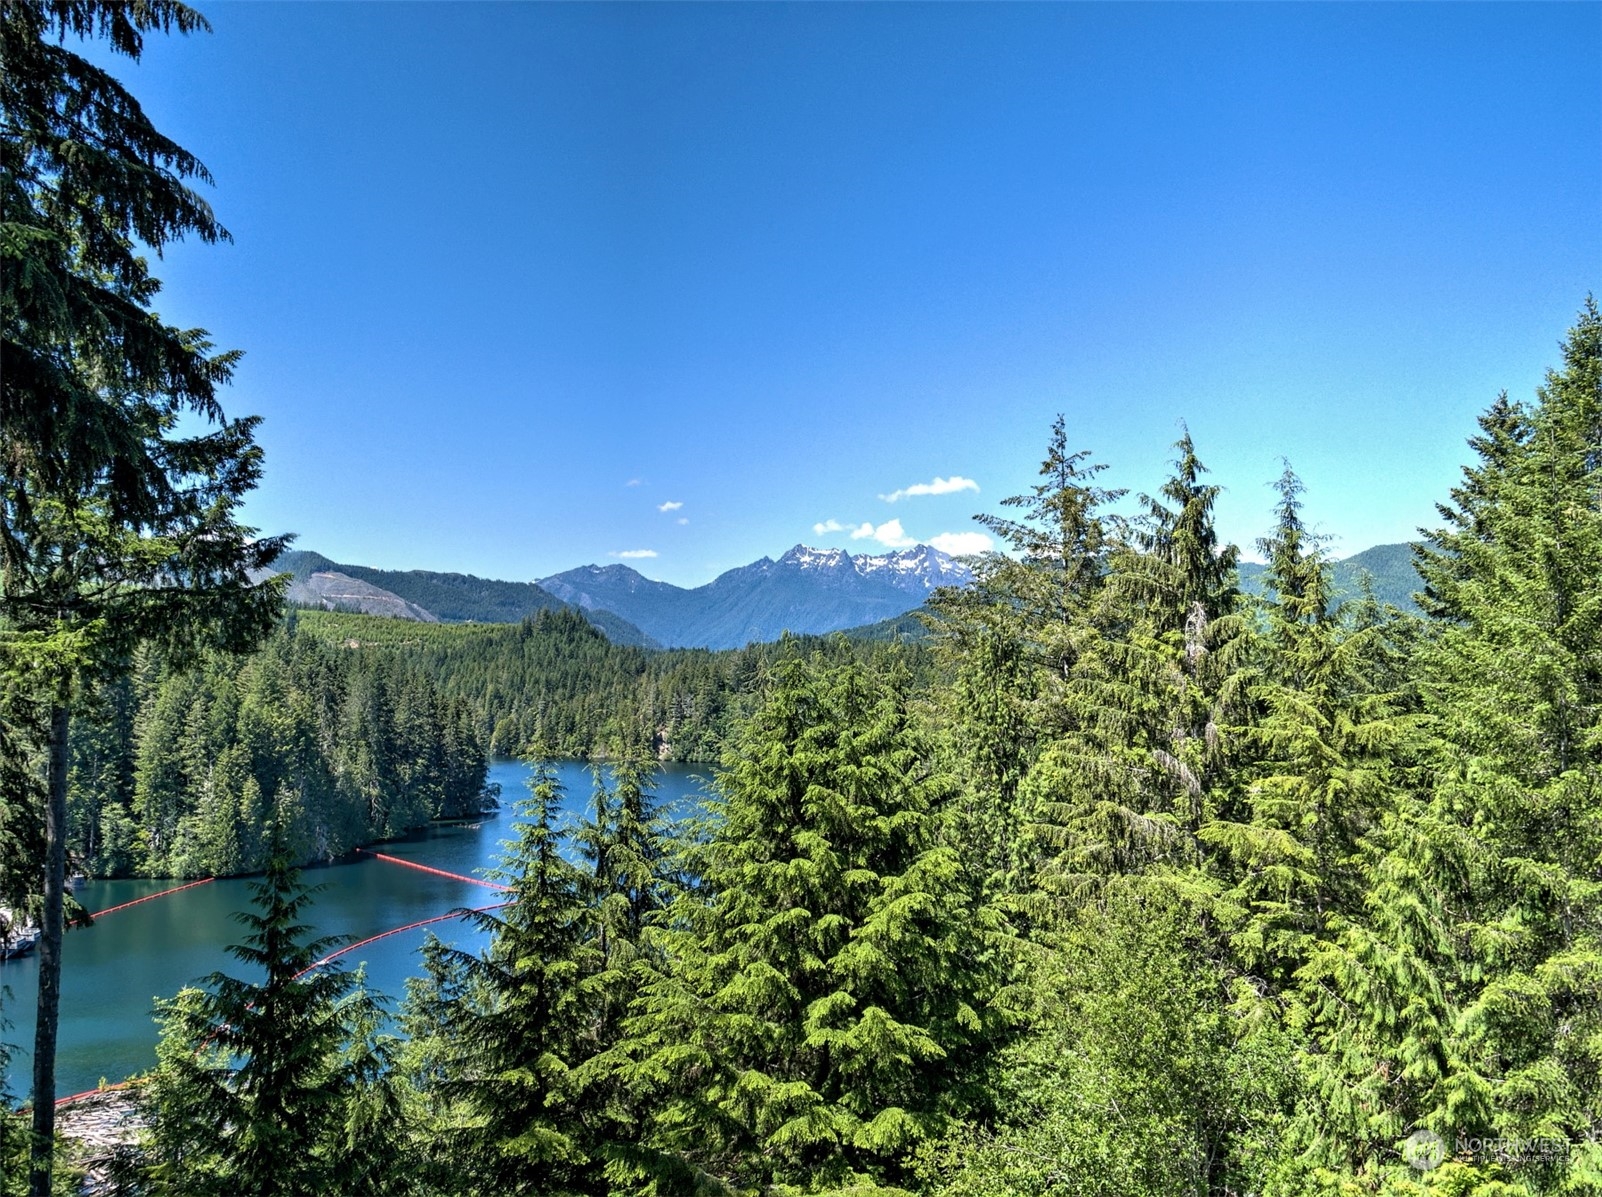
926,416,1119,908
2,6,285,1187
1024,430,1247,896
1409,299,1602,1176
571,753,682,1179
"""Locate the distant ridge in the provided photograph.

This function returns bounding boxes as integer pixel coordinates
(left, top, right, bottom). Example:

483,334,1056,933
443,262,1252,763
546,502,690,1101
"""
270,538,1420,653
289,568,439,622
1238,542,1421,611
272,551,658,647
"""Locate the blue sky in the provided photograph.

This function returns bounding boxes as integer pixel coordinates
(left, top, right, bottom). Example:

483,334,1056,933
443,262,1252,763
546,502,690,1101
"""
106,2,1599,587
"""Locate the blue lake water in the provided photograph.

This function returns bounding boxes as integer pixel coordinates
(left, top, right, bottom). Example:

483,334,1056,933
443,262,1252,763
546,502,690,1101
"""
0,759,713,1100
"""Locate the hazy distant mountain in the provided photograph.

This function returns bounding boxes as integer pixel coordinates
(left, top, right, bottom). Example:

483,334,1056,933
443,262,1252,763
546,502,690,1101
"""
272,551,658,647
542,544,972,649
1238,542,1421,611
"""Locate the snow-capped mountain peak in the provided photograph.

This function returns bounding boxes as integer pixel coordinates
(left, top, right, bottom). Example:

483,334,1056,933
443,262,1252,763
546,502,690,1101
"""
776,543,972,593
778,544,850,571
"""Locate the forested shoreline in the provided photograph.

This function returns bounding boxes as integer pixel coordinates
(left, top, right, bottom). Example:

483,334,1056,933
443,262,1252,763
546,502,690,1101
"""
58,605,931,880
63,616,491,880
288,604,930,765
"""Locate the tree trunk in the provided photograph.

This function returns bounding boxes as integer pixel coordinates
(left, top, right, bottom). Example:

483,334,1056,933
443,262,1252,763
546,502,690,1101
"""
28,696,69,1197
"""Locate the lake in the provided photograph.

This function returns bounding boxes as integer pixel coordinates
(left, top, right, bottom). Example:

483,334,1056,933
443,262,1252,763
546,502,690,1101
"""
0,758,714,1101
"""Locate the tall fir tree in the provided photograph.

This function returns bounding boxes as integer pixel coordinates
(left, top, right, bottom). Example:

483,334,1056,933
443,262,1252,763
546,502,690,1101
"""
1405,299,1602,1186
621,655,1007,1194
928,417,1120,906
134,845,405,1196
428,757,606,1195
1024,430,1246,892
1,5,285,1187
568,752,679,1186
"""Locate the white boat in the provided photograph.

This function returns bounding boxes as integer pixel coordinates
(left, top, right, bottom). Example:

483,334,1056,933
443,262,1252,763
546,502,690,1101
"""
0,907,40,960
0,929,39,960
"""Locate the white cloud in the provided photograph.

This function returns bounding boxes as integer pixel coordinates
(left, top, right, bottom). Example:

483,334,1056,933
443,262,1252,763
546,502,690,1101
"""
853,519,916,549
928,531,994,556
879,475,979,503
813,518,847,536
658,500,683,512
625,478,642,487
676,517,689,525
610,549,658,559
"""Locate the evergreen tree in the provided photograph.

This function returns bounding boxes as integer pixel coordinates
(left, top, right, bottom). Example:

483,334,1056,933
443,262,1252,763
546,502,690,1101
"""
427,757,605,1195
395,936,478,1196
622,655,1007,1194
1403,299,1602,1185
569,752,679,1181
1,5,284,1188
1024,430,1246,892
927,881,1292,1197
134,848,406,1195
576,754,672,975
928,416,1121,905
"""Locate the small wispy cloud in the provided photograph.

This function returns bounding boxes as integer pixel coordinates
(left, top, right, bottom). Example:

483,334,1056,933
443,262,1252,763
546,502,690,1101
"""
852,519,916,549
625,478,642,487
610,549,658,559
676,517,689,525
928,531,993,556
879,475,979,503
658,500,683,512
813,518,847,536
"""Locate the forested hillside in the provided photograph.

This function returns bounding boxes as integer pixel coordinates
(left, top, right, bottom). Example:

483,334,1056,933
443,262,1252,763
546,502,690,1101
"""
291,605,933,762
1238,539,1423,610
60,605,934,879
65,615,490,879
275,550,658,646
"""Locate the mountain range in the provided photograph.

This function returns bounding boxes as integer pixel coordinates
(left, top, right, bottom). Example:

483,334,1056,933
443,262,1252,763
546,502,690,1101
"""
273,543,971,649
274,540,1423,651
541,543,971,649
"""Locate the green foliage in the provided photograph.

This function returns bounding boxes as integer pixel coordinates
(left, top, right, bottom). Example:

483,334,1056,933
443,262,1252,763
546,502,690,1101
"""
291,605,933,765
925,416,1121,906
925,882,1293,1197
1,0,287,710
401,760,608,1195
2,5,287,1188
63,617,489,878
133,850,409,1195
1407,299,1602,1171
620,655,1010,1194
1024,429,1248,892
